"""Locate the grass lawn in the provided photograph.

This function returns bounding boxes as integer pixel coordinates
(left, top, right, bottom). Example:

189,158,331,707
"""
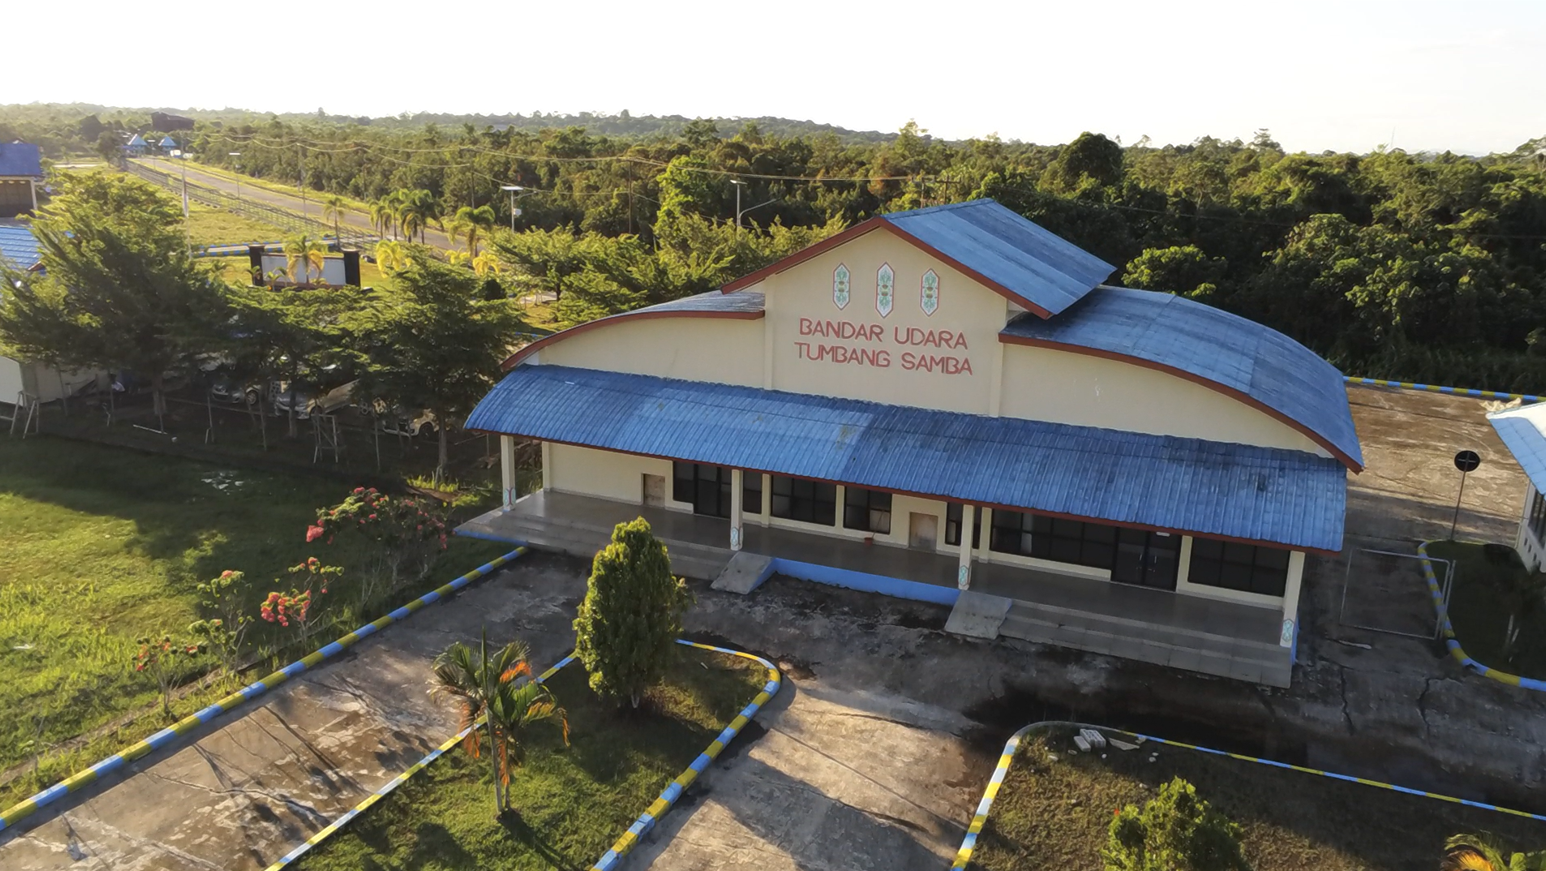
969,727,1546,871
292,647,768,871
183,203,287,247
1425,540,1546,680
0,436,509,806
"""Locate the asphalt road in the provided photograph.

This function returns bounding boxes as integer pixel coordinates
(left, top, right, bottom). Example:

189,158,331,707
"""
133,157,456,251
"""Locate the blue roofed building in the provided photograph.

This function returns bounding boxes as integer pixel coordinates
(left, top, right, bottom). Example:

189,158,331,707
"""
0,225,108,410
462,198,1362,687
0,142,42,217
1486,403,1546,571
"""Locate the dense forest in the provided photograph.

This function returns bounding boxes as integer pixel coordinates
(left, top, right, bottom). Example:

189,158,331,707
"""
6,103,1546,390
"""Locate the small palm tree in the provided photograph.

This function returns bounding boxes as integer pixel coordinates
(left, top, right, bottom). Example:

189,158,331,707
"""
321,194,347,244
1443,834,1546,871
282,234,328,285
375,239,412,274
471,251,502,278
448,204,497,257
430,632,566,815
395,189,437,244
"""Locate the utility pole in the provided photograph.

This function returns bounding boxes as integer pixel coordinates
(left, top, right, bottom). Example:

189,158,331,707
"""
298,144,307,220
229,151,242,201
501,185,524,231
731,178,745,232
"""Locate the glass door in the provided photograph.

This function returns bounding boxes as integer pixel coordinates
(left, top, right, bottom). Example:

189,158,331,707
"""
1110,529,1180,590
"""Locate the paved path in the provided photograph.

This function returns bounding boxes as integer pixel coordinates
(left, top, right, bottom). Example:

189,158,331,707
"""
0,553,587,870
132,158,457,251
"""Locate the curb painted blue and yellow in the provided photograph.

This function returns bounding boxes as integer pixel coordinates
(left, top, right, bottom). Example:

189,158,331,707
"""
1344,376,1543,404
590,640,783,871
256,638,780,871
0,547,527,834
262,653,578,870
951,721,1546,870
1417,542,1546,692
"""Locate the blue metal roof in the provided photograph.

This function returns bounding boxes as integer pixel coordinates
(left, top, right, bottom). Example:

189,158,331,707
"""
1488,404,1546,496
640,289,765,316
1002,286,1363,469
879,200,1117,317
468,364,1348,551
0,143,41,178
0,226,40,270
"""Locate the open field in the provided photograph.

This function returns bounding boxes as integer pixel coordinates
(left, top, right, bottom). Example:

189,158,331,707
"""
969,726,1546,871
180,160,376,216
292,647,767,871
184,203,287,247
0,436,508,805
1426,540,1546,679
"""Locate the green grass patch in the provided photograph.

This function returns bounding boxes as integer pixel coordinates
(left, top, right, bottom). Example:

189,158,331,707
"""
969,727,1546,871
183,203,287,247
292,648,767,871
0,436,509,804
1425,540,1546,680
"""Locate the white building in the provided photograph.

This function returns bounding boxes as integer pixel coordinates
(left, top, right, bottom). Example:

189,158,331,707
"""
1487,403,1546,571
461,200,1363,686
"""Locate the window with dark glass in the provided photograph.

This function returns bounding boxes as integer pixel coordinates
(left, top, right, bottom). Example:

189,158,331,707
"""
1529,489,1546,545
673,462,760,517
989,511,1118,570
843,487,892,534
1187,540,1290,597
770,475,836,525
945,504,981,548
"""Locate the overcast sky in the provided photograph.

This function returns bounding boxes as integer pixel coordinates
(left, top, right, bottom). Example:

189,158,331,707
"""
4,0,1542,154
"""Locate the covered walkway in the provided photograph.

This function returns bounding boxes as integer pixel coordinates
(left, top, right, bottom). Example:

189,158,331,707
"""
459,491,1292,686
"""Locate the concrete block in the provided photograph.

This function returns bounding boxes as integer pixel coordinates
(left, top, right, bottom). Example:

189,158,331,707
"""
944,591,1014,639
712,551,776,594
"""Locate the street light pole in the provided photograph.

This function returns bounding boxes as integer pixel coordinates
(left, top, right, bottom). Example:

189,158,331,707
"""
229,151,242,201
501,185,525,231
731,179,745,232
179,153,189,220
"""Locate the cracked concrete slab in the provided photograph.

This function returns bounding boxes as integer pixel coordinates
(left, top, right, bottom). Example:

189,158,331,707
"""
0,553,589,871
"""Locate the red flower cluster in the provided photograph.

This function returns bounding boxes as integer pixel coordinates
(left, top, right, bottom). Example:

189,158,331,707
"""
260,589,314,627
307,486,450,552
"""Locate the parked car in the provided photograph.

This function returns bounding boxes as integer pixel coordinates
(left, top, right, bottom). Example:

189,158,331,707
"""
268,380,318,419
355,399,437,437
209,374,260,406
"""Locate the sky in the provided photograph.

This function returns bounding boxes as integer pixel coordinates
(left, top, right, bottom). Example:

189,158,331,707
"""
4,0,1544,155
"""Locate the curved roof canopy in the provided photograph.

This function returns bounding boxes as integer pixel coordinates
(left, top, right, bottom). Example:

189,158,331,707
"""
723,199,1116,317
1002,286,1363,471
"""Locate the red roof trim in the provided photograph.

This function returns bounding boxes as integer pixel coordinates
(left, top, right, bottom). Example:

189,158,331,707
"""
469,434,1335,555
721,217,1056,319
501,307,764,371
999,333,1364,473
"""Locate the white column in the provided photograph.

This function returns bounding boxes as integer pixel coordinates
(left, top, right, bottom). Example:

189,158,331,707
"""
1279,551,1305,648
730,469,744,551
29,179,38,214
500,435,516,509
957,504,976,590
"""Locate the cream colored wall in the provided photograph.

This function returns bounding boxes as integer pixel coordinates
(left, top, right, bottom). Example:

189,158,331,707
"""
999,344,1327,455
547,443,674,504
759,228,1007,414
1515,484,1546,572
536,317,764,387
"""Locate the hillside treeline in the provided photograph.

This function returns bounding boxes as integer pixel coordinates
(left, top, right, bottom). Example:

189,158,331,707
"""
9,103,1546,390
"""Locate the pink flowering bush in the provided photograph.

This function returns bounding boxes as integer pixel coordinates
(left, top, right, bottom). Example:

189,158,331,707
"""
260,558,340,644
134,635,207,717
308,487,450,608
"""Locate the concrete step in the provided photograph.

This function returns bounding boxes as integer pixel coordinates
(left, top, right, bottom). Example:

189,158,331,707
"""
712,551,776,594
1000,605,1292,688
1009,598,1284,655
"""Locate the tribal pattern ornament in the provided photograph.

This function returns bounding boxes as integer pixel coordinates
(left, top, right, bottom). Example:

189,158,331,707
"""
921,269,940,316
876,263,894,317
833,263,851,309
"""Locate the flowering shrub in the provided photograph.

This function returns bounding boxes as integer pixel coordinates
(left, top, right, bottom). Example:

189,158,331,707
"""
260,557,341,644
308,487,450,607
192,569,253,672
134,635,206,717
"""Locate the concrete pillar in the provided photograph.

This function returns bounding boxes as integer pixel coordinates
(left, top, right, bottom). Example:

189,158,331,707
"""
500,435,516,509
957,504,976,590
29,179,37,214
1279,551,1305,648
730,468,744,551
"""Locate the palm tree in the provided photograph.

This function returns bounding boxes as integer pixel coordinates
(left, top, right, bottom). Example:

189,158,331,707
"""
282,234,328,285
1443,834,1546,871
321,194,347,244
369,197,395,239
375,240,412,274
395,189,437,245
430,632,566,815
447,204,497,257
471,251,501,278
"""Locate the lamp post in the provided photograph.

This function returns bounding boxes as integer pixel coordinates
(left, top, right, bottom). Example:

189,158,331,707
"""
228,152,242,202
731,179,745,232
501,185,525,231
176,150,190,220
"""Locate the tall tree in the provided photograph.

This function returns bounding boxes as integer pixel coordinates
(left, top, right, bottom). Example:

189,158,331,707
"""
283,233,328,285
342,249,522,478
0,171,229,420
321,194,347,243
446,204,497,256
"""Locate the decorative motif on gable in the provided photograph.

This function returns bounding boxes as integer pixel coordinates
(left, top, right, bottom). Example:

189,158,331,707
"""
833,263,851,310
921,269,939,316
876,263,894,318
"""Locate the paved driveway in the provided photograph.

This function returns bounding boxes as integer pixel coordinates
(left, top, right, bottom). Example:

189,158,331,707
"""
0,554,587,871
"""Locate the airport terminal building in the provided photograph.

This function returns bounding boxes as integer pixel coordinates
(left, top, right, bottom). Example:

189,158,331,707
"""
463,199,1362,687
